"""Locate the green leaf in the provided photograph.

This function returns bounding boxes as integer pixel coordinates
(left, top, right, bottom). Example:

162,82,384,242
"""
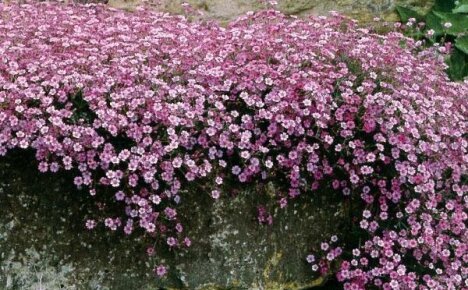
455,34,468,54
425,12,445,36
395,5,424,22
453,0,468,13
453,4,468,13
434,0,456,12
432,11,468,35
446,48,468,80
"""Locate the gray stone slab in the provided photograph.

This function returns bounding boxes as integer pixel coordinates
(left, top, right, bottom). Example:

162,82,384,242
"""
0,151,342,289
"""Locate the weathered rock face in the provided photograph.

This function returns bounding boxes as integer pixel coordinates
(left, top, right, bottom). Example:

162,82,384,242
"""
108,0,433,22
167,185,342,289
0,151,343,289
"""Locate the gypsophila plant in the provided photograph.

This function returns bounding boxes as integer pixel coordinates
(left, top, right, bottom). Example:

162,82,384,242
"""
0,2,467,289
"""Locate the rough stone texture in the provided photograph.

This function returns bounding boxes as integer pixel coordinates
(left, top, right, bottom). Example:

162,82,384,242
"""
0,150,342,289
0,151,155,290
167,184,341,289
107,0,434,22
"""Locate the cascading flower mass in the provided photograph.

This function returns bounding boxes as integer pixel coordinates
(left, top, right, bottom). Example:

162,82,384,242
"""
0,2,466,289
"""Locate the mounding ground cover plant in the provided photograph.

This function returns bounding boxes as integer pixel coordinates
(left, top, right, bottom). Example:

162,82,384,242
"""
0,2,467,289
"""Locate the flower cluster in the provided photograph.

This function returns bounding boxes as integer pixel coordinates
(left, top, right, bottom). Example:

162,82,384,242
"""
0,2,466,287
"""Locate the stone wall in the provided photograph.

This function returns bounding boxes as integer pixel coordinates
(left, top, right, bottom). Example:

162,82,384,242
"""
108,0,433,22
0,151,341,289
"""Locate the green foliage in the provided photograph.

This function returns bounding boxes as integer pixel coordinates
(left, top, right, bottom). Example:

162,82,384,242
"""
396,1,468,80
432,11,468,35
434,0,456,12
395,5,424,22
425,11,445,36
446,48,468,80
453,0,468,13
455,34,468,53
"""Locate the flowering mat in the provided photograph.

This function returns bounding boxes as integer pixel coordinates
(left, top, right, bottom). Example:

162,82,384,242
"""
0,2,467,289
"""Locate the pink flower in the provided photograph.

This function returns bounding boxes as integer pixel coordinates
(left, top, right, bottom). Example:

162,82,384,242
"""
85,219,96,229
167,237,177,247
211,190,220,199
154,265,167,277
